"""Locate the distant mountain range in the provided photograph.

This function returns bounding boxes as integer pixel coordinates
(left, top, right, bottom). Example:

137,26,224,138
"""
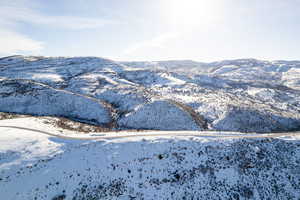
0,55,300,132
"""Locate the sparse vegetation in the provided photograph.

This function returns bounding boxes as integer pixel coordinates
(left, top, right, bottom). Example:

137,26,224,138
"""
43,117,111,133
0,112,28,120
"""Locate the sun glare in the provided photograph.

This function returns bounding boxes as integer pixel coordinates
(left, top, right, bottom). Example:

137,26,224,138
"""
164,0,219,27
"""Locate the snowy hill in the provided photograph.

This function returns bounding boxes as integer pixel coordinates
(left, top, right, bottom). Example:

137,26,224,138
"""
1,55,300,199
0,118,300,200
1,55,299,132
121,60,211,73
0,79,112,126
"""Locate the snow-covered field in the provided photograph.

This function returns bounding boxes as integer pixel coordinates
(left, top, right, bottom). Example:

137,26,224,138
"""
0,118,300,200
1,56,300,199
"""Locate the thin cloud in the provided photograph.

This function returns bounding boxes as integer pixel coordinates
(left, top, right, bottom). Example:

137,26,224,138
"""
0,29,43,55
0,1,116,30
0,0,116,56
122,32,180,56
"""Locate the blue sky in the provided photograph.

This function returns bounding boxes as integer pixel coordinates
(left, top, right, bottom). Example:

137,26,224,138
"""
0,0,300,61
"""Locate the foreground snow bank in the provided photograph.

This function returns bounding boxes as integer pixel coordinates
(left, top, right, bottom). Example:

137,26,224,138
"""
0,79,112,125
0,118,299,200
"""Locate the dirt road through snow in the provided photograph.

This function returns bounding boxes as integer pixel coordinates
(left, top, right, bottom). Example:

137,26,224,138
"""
1,126,299,140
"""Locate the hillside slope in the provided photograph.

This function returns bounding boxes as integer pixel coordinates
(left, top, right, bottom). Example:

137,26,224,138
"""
1,56,300,199
0,118,300,200
1,56,300,132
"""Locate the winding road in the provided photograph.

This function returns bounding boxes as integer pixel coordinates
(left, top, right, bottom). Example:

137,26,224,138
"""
0,126,299,141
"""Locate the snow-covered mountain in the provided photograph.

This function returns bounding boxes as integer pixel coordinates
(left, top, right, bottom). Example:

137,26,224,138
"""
121,60,211,73
1,55,300,199
1,55,299,132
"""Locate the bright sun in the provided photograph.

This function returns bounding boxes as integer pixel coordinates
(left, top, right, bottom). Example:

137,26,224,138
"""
163,0,218,27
